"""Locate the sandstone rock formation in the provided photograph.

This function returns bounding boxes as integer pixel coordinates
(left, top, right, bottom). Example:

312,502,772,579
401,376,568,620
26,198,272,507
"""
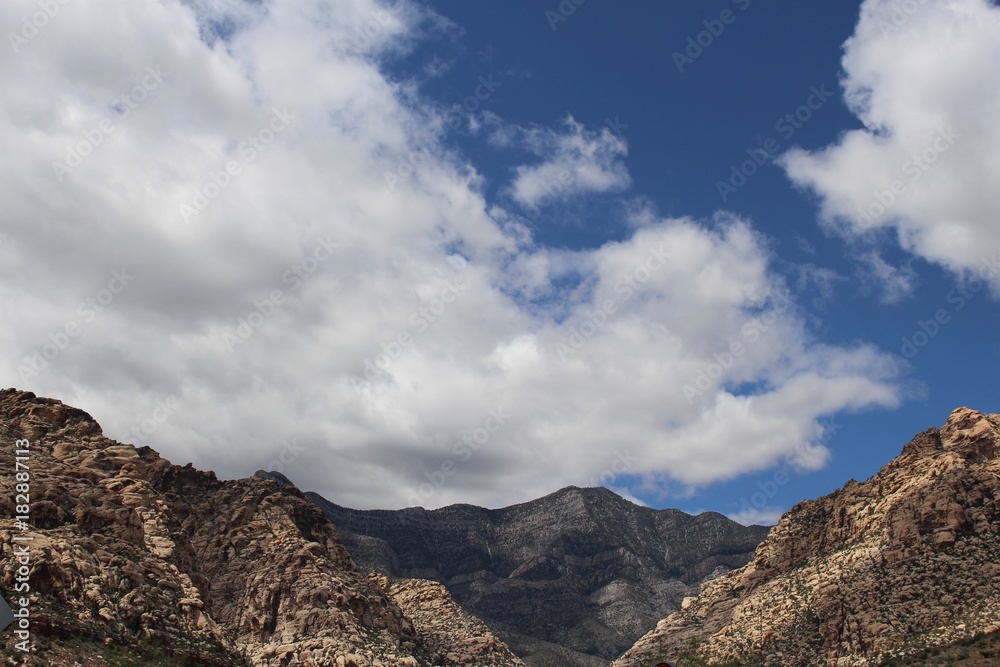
298,480,768,667
611,407,1000,667
0,389,524,667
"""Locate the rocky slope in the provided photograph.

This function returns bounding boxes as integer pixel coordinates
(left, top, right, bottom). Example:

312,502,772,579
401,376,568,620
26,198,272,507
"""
611,407,1000,667
0,389,524,667
878,627,1000,667
291,479,768,667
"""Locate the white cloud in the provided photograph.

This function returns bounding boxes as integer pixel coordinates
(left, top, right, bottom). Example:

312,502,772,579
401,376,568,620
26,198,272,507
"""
0,0,902,511
782,0,1000,293
855,248,918,304
727,506,785,527
500,116,631,212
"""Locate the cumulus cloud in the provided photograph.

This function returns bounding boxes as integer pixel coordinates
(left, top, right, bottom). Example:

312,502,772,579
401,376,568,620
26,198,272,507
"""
498,116,631,212
0,0,901,510
782,0,1000,292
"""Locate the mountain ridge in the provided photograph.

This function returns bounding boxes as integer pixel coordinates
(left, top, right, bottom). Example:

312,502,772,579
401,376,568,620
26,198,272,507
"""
0,388,525,667
611,406,1000,667
289,473,769,667
10,387,995,667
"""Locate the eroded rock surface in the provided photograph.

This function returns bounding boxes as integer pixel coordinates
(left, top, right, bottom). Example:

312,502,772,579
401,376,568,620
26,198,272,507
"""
0,389,524,667
304,481,768,667
612,408,1000,667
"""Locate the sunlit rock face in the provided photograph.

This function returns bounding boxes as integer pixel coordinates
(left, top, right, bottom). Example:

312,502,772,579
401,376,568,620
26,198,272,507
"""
0,388,525,667
612,408,1000,667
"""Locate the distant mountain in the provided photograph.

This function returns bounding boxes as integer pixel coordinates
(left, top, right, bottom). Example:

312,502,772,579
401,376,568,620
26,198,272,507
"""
612,407,1000,667
0,389,524,667
294,481,769,667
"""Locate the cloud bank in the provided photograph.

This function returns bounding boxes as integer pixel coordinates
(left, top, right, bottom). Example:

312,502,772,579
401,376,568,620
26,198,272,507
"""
782,0,1000,295
0,0,902,509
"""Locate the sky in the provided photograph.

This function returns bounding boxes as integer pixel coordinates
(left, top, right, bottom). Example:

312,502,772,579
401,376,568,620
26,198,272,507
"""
1,0,998,523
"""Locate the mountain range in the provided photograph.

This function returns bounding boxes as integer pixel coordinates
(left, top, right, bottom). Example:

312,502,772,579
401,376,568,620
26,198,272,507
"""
1,389,998,667
278,478,767,667
0,389,524,666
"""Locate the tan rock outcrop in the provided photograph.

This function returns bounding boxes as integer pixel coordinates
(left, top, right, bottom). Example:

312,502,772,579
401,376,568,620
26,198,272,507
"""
0,389,524,667
612,407,1000,667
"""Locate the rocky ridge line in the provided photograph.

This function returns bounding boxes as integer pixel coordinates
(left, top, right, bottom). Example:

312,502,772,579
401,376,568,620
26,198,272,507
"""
0,389,524,667
611,407,1000,667
300,478,768,667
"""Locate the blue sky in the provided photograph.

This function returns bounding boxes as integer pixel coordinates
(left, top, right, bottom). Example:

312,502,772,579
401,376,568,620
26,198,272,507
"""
394,1,1000,514
2,0,998,522
378,0,1000,519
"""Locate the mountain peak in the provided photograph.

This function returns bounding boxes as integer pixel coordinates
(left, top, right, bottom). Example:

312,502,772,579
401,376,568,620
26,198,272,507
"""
544,484,621,502
315,480,767,665
254,468,296,488
940,407,1000,462
0,387,103,439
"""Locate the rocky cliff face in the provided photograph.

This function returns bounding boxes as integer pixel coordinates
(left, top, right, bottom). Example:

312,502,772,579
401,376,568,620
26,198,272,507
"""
299,481,768,667
612,407,1000,667
0,389,524,667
